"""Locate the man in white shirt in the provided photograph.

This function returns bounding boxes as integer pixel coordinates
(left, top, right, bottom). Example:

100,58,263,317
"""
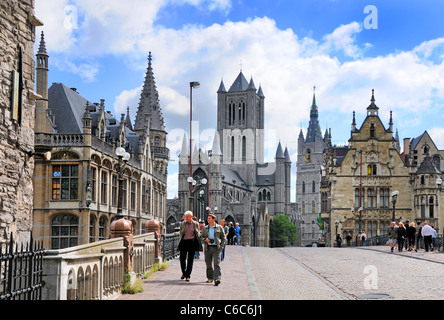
421,222,434,252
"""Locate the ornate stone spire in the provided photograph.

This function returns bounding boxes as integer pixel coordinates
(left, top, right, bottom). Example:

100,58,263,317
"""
134,52,165,132
37,31,48,56
306,86,322,142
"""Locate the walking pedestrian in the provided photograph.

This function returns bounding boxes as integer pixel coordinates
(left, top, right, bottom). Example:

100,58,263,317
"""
404,221,410,250
193,216,201,259
432,226,437,252
397,222,406,252
421,221,434,252
417,223,423,250
220,219,228,261
387,221,397,252
361,231,367,246
227,222,235,245
201,212,226,286
235,222,241,245
345,233,352,246
336,234,342,247
407,222,416,252
177,211,202,282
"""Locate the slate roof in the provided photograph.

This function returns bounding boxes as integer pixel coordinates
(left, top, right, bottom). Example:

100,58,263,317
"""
416,155,440,174
228,71,249,92
48,82,90,133
221,164,251,191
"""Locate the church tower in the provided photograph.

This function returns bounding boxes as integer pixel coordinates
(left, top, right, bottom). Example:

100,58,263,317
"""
216,71,265,186
296,87,326,245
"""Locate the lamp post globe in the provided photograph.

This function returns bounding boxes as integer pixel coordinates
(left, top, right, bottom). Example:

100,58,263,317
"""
116,146,126,158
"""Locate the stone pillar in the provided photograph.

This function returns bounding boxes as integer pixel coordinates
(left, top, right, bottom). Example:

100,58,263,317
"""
146,219,162,263
110,218,134,272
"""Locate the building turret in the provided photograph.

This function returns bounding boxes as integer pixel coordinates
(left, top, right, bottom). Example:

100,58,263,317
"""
35,31,51,133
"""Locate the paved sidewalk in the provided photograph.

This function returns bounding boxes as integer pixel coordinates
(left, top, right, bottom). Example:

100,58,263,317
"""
118,245,255,300
119,244,444,301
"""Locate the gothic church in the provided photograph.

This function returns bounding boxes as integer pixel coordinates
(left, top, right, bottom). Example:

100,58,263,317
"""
170,71,292,246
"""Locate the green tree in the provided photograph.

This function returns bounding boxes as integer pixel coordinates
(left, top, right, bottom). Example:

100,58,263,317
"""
269,214,298,247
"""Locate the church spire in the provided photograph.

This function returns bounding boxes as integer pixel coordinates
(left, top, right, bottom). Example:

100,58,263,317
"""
367,89,379,116
306,86,322,142
37,31,48,56
134,51,165,133
312,86,316,106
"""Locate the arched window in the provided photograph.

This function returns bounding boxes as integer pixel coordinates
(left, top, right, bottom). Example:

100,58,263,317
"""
355,188,361,208
242,136,246,161
99,216,107,240
367,165,377,176
321,192,328,212
312,181,315,193
367,188,377,208
312,201,316,214
370,123,375,137
302,181,305,194
433,156,440,169
238,100,246,125
51,214,79,249
154,136,160,146
231,136,235,162
429,196,434,218
380,188,389,208
89,216,96,243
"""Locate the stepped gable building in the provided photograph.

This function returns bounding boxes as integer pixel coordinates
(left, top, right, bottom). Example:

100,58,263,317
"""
0,0,43,244
32,35,169,249
320,90,444,246
295,88,329,246
171,70,291,246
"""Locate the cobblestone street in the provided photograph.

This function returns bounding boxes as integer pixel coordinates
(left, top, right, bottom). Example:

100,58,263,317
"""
246,246,444,300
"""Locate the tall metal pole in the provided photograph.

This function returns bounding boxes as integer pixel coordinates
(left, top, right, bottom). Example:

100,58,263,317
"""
189,84,193,198
189,82,200,212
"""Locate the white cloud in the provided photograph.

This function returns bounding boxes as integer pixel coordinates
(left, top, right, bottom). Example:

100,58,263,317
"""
113,85,142,117
321,21,363,58
35,0,77,52
158,86,190,116
167,171,179,198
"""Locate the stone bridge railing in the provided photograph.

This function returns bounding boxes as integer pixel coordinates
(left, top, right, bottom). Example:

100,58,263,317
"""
42,219,161,300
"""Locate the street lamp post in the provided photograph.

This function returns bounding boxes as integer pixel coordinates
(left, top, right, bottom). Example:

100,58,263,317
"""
391,190,399,221
351,207,363,233
188,176,207,219
189,81,200,211
116,146,130,219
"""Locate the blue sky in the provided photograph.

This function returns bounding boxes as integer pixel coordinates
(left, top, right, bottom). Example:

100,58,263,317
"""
35,0,444,200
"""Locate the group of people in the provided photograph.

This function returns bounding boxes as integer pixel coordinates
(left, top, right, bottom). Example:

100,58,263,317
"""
387,220,439,253
176,211,241,286
336,232,368,247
